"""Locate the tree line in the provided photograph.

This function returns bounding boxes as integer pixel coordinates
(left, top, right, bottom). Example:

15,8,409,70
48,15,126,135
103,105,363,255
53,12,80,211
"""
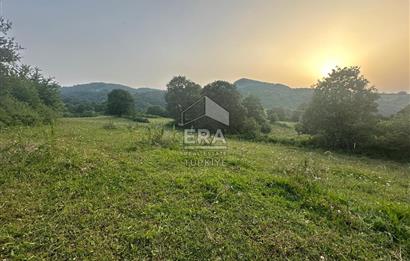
165,76,271,136
163,68,409,159
1,17,407,160
0,18,63,127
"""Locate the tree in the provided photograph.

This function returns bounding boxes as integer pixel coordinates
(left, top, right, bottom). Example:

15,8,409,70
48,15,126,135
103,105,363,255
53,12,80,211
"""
165,76,201,122
269,107,288,121
242,95,267,124
106,89,134,116
0,17,62,126
300,66,379,150
201,81,247,133
0,17,20,71
290,103,307,122
260,122,272,134
146,105,167,117
267,109,279,123
374,105,410,159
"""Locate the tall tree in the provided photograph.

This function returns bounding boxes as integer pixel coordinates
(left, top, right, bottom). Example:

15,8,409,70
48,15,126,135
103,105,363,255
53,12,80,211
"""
1,17,20,96
0,17,20,68
165,76,201,122
242,95,266,124
0,17,62,126
106,89,134,116
201,81,247,133
267,109,279,123
300,66,379,150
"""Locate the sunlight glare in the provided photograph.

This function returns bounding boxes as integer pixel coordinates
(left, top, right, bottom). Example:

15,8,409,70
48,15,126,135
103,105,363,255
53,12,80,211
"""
320,60,339,77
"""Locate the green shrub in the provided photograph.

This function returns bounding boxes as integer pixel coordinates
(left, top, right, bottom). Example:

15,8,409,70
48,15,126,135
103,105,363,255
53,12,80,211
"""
240,117,259,139
146,105,167,117
0,19,63,127
0,96,42,126
369,109,410,159
260,122,272,134
133,116,150,123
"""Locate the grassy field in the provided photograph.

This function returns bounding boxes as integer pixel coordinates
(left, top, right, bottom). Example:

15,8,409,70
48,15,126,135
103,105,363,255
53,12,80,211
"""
0,117,409,260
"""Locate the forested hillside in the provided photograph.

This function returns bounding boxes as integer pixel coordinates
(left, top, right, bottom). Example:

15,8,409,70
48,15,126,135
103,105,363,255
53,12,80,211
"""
61,83,166,112
235,78,410,116
61,79,409,117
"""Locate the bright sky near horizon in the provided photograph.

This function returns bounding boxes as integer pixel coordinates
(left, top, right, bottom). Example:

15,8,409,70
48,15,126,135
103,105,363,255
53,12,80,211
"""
2,0,409,91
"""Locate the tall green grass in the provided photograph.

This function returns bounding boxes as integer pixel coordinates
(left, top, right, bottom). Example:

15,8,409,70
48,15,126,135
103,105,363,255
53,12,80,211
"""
0,117,408,259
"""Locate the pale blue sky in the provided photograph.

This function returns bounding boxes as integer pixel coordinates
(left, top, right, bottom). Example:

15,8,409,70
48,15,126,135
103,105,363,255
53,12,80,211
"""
2,0,409,91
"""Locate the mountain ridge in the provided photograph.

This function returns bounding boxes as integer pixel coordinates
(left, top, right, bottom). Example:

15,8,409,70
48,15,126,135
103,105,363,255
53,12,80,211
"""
234,79,410,116
60,82,166,111
60,80,409,116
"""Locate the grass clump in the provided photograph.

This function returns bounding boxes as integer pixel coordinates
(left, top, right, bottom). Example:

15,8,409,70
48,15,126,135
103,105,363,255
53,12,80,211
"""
131,124,180,150
102,120,118,130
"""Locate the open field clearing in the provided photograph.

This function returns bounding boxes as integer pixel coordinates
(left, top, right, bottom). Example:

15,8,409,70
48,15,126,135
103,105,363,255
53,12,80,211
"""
0,117,409,260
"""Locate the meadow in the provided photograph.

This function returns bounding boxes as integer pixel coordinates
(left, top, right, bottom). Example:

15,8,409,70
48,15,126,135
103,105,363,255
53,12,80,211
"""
0,117,409,260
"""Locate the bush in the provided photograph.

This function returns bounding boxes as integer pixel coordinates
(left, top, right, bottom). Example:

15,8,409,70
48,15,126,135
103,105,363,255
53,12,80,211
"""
146,105,167,117
106,89,135,116
260,122,272,134
0,19,63,127
371,111,410,159
0,96,41,126
133,116,150,123
240,117,259,139
267,109,279,123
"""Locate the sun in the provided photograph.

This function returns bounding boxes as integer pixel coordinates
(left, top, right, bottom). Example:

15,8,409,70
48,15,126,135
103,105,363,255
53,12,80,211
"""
307,50,353,81
320,60,339,77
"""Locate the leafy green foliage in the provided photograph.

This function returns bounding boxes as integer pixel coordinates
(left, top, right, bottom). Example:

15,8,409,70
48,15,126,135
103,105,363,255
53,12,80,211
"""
106,89,135,116
260,122,272,134
60,82,166,112
372,105,410,159
300,66,379,150
63,99,106,117
201,81,248,133
242,95,266,124
267,109,279,123
0,17,20,68
0,18,62,127
165,76,201,123
146,105,167,117
165,78,265,136
268,107,290,121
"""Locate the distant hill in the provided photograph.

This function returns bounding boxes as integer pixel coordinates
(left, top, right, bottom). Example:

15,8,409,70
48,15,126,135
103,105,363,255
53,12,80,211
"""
235,78,313,111
61,80,409,116
235,78,410,116
60,82,166,111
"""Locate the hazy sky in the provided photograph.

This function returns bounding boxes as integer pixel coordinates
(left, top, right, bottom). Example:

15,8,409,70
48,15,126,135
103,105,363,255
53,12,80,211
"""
3,0,409,91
